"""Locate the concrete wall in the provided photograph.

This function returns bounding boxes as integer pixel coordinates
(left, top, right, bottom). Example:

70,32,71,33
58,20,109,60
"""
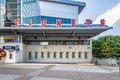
39,1,78,22
26,45,92,63
0,43,92,63
22,43,27,62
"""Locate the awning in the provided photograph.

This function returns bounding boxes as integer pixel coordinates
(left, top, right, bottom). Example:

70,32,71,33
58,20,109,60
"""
0,26,112,40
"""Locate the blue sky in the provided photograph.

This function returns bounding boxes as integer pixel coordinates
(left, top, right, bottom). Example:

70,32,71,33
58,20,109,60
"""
76,0,120,23
73,0,120,36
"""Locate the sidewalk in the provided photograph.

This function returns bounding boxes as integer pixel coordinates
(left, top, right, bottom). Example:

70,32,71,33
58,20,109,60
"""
0,63,119,80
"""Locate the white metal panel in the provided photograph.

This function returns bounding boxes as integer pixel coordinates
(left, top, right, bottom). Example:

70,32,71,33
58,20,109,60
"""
39,1,78,19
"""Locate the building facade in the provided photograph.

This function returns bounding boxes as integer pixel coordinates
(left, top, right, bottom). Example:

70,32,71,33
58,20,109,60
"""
0,0,111,63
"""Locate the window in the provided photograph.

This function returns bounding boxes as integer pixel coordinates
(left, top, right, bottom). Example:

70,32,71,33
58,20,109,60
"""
54,52,56,59
72,52,75,59
0,36,21,43
40,42,48,45
78,52,81,59
66,52,69,59
85,52,88,59
60,52,63,59
47,52,50,58
40,15,71,24
84,40,90,45
28,52,32,60
35,52,38,59
73,41,78,45
41,52,44,58
9,54,12,59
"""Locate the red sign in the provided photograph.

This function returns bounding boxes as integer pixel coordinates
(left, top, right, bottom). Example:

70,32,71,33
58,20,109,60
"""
86,19,90,26
28,19,32,26
100,19,105,26
41,19,46,27
14,18,18,27
56,19,61,27
20,18,106,27
72,19,76,27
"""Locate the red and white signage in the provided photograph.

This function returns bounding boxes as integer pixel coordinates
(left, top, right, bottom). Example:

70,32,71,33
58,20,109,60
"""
14,18,18,27
72,19,76,27
56,19,61,27
14,18,106,27
28,19,32,26
41,19,46,27
100,19,105,26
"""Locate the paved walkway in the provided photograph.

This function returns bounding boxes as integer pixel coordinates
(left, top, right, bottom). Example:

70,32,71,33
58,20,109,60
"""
0,63,119,80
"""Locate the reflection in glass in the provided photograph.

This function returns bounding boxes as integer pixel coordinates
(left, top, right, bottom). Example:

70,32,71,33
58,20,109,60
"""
0,0,21,27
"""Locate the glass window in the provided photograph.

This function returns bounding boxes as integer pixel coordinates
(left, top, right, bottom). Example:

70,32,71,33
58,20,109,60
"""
41,52,44,58
0,36,21,43
47,52,50,58
40,42,48,45
85,52,88,59
84,40,90,45
54,52,56,59
31,42,40,45
28,52,32,60
67,41,72,45
7,0,17,2
60,52,63,59
35,52,38,59
26,40,90,45
9,54,12,59
14,36,21,42
78,52,81,59
66,52,69,59
72,52,75,59
40,16,71,24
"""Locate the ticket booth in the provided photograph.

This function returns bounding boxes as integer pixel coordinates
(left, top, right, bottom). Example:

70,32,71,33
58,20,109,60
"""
2,46,20,63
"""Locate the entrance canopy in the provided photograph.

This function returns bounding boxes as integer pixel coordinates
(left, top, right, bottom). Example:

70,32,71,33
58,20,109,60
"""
0,26,112,39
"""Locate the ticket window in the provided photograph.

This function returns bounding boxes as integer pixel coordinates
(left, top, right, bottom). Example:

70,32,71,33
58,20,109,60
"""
9,54,12,59
8,49,15,59
28,52,32,60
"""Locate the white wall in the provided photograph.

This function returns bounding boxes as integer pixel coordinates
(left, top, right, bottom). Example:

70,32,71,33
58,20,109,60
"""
0,43,23,63
26,45,92,63
22,43,27,62
39,1,78,21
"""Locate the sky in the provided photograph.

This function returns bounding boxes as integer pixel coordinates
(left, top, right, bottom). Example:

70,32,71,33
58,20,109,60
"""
72,0,120,37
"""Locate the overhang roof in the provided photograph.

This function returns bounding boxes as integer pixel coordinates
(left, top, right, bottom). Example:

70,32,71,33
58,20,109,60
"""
39,0,86,14
0,26,112,40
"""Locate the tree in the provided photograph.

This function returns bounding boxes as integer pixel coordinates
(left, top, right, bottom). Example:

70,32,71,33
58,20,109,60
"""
92,36,120,59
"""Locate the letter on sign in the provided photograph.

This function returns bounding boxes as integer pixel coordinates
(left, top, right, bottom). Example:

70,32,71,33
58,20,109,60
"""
72,19,76,27
14,18,18,27
100,19,105,26
28,19,32,26
41,19,46,27
56,19,61,27
86,19,90,26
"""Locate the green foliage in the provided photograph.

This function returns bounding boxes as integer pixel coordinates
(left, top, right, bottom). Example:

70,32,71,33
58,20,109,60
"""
92,36,120,58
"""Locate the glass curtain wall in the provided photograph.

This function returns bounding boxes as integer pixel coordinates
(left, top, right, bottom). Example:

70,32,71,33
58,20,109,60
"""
0,0,21,27
0,0,6,27
22,0,40,24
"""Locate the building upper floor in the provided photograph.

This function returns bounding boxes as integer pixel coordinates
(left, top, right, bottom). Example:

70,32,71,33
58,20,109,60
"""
0,0,85,27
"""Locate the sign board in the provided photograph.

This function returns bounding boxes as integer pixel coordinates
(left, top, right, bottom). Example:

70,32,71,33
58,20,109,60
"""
3,46,16,50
